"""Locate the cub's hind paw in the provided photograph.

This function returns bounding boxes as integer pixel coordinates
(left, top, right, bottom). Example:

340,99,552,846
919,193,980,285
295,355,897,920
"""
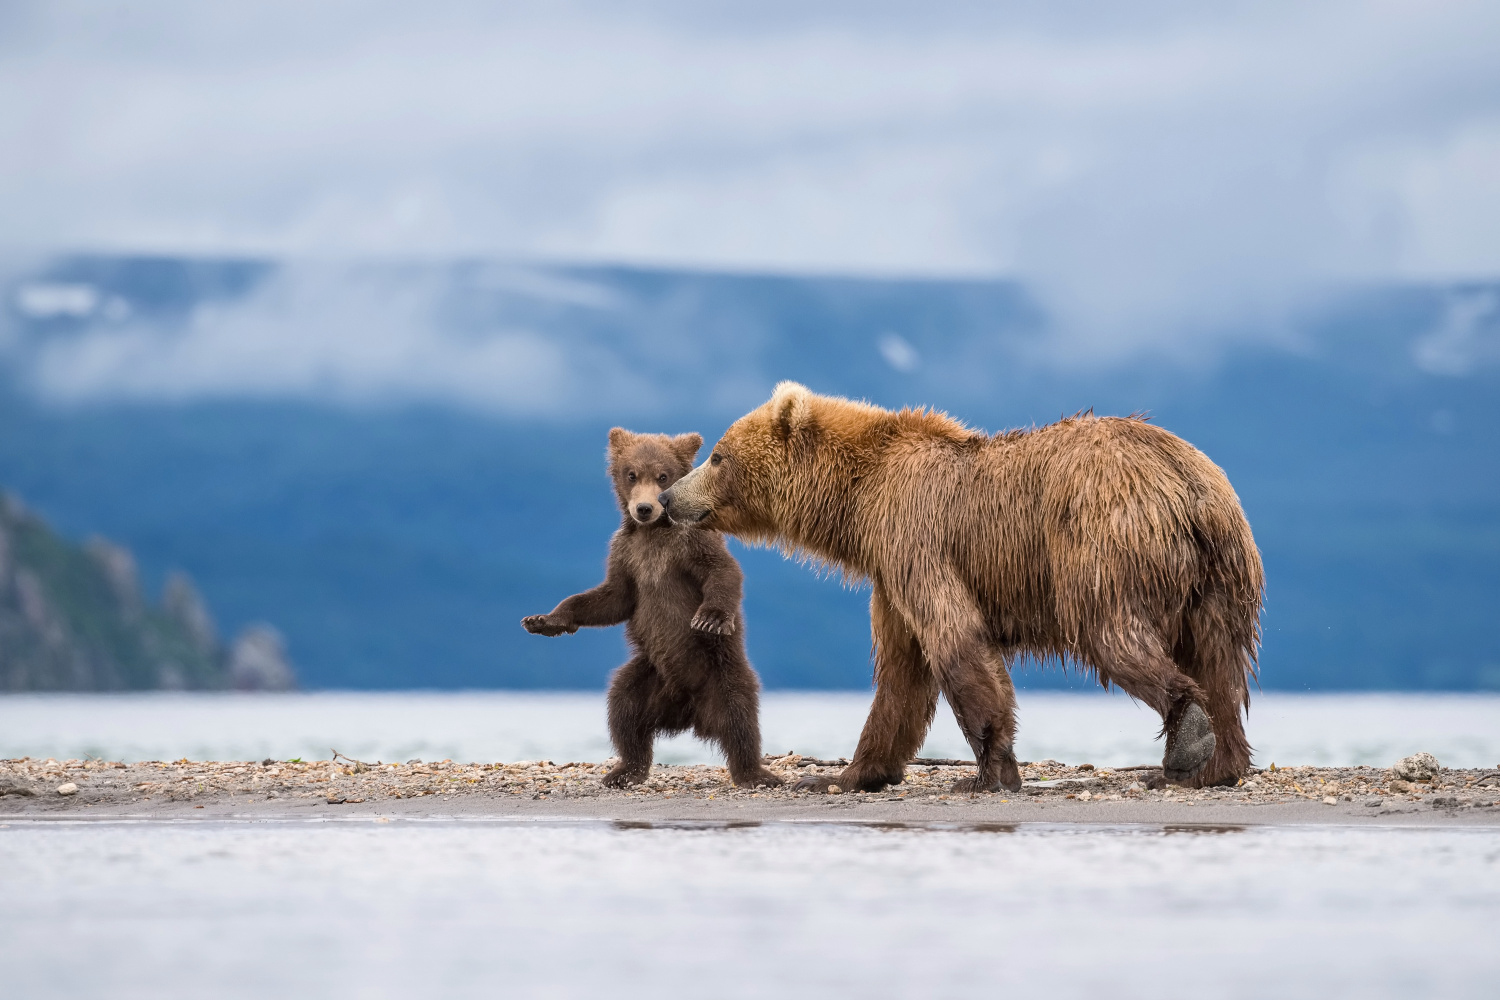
601,765,649,788
733,768,784,789
522,615,575,637
690,608,736,635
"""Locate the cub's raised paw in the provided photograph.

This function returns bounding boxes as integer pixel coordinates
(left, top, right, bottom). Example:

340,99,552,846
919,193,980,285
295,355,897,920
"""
733,768,785,789
522,615,575,637
601,765,648,788
690,608,736,635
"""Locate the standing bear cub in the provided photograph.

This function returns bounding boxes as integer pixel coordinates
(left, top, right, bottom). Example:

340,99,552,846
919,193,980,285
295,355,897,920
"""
521,428,782,789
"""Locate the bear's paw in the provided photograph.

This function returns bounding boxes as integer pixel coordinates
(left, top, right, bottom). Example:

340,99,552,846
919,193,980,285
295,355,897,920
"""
1162,702,1216,783
522,615,576,637
690,608,736,636
731,768,785,789
601,765,649,788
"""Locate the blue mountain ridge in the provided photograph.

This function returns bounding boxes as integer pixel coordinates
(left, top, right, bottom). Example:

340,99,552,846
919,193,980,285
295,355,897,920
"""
1,256,1496,690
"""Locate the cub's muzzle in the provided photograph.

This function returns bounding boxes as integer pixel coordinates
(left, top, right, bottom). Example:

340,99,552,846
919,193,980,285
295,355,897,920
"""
627,483,664,524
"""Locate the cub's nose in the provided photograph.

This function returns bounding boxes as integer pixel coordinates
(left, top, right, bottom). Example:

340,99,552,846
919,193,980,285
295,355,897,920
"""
635,502,655,521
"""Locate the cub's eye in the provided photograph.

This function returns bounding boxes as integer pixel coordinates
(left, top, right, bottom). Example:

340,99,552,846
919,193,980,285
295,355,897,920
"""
710,453,723,466
657,473,668,485
626,471,637,483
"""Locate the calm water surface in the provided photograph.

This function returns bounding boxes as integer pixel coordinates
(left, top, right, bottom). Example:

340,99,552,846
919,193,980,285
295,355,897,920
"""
3,691,1498,767
2,819,1497,999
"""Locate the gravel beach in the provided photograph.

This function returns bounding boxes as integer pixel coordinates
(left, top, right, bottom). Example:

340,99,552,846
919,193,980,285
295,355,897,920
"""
5,754,1499,826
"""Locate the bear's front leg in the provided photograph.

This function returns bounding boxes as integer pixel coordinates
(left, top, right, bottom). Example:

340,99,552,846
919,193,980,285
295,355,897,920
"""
793,586,938,796
521,614,578,636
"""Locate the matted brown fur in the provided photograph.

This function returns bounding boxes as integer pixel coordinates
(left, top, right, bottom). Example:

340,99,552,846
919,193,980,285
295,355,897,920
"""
661,383,1264,792
522,429,781,789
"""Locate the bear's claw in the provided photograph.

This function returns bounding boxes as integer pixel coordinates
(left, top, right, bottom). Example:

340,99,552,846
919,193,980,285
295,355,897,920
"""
732,768,784,789
1163,702,1216,783
690,609,736,635
793,775,844,794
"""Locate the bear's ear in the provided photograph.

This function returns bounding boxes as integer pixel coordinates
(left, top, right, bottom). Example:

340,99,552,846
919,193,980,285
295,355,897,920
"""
607,427,634,453
770,381,813,439
671,432,703,465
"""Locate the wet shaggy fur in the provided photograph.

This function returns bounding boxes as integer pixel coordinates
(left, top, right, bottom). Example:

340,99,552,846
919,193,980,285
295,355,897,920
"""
522,429,781,789
661,383,1264,793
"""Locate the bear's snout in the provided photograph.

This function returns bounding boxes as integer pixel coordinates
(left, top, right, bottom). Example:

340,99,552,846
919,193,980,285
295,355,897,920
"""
658,471,712,523
634,502,657,522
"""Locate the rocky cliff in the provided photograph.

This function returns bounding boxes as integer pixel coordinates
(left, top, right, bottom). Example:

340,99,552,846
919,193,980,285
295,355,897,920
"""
0,492,294,691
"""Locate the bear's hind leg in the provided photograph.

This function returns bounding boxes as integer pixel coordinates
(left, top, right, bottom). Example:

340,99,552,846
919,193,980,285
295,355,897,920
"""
1175,599,1254,787
691,655,782,789
1084,620,1214,785
604,655,685,788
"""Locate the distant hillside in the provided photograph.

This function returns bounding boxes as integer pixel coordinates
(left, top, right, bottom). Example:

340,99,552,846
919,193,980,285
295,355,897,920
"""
0,492,294,691
0,256,1496,691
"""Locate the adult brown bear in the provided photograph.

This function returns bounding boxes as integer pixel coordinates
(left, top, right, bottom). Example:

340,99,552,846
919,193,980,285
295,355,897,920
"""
660,382,1264,793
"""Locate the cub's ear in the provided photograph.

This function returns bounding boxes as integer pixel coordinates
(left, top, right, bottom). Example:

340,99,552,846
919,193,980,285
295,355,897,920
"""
607,427,634,453
770,381,813,439
671,432,703,465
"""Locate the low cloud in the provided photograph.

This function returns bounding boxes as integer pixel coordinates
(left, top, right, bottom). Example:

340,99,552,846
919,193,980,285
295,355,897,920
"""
11,264,633,416
1,2,1498,353
1413,290,1500,377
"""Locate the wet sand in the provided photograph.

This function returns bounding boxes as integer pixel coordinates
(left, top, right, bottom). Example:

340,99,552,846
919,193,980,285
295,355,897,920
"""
6,754,1499,827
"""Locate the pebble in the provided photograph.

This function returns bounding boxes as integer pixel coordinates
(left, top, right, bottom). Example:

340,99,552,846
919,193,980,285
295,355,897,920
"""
56,782,78,796
1392,752,1439,782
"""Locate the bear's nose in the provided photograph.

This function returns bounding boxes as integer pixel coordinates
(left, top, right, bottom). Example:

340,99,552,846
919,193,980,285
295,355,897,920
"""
635,503,655,520
659,489,673,509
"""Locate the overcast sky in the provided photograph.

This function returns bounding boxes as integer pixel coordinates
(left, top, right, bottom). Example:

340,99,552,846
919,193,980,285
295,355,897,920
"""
3,0,1499,350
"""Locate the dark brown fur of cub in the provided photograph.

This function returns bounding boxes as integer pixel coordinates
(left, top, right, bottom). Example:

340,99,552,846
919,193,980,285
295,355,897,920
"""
521,428,781,789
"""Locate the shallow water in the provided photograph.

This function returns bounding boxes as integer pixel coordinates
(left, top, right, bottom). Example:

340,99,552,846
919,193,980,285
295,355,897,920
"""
2,690,1498,768
2,819,1497,999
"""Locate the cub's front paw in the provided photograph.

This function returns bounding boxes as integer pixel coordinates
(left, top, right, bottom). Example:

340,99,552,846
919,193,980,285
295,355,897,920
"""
732,768,785,789
522,615,575,637
690,608,736,635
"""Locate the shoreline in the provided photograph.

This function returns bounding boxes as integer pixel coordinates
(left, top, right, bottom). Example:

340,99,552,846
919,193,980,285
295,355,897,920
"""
6,755,1500,828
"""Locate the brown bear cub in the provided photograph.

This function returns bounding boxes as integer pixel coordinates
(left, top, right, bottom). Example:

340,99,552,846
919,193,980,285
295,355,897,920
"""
521,428,782,790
